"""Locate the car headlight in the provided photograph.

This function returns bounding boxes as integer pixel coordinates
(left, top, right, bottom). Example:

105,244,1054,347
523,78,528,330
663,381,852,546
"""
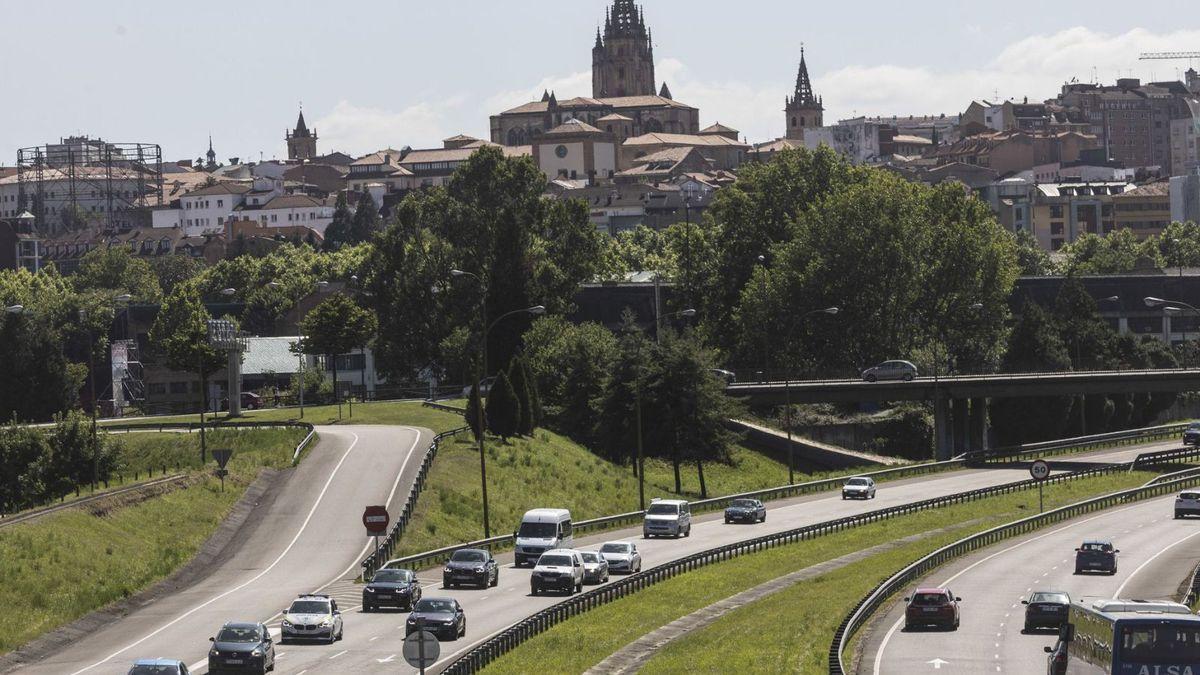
364,587,375,593
444,566,453,573
282,619,292,627
474,566,485,573
252,648,263,657
210,649,219,657
320,620,331,627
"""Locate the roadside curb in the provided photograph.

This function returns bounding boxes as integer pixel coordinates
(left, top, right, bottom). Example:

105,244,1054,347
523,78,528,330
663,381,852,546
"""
0,468,284,674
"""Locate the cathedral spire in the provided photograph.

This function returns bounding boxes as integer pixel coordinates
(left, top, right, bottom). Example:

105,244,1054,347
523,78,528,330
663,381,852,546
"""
659,82,672,99
793,45,816,106
595,27,603,48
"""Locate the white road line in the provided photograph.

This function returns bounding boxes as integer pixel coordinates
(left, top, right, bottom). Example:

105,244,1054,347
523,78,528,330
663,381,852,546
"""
71,432,362,675
370,636,380,642
330,650,348,660
1114,528,1200,597
872,501,1146,675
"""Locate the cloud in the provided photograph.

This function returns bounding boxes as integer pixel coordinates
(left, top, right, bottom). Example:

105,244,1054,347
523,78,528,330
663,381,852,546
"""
481,70,593,117
313,99,468,156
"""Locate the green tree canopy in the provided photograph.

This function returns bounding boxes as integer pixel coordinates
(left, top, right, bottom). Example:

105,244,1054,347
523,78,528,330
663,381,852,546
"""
348,192,381,245
74,247,163,303
150,284,226,385
1060,229,1162,275
485,371,521,440
322,193,354,252
298,293,377,400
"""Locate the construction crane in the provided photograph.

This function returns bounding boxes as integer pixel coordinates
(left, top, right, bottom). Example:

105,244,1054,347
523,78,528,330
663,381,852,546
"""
1140,52,1200,61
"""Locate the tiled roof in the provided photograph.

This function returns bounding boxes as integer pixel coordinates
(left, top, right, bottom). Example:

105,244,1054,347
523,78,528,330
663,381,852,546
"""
892,134,933,145
700,122,739,134
1116,182,1171,197
624,132,748,148
597,113,633,122
184,182,253,197
500,94,695,116
544,119,606,136
259,195,326,210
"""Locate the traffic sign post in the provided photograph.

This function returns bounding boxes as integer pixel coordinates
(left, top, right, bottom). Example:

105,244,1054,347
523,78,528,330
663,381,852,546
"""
363,505,390,560
212,449,233,492
403,623,440,674
1030,460,1051,513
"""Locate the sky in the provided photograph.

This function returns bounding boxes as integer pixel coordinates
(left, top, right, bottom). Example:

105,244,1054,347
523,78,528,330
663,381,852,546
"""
2,0,1200,165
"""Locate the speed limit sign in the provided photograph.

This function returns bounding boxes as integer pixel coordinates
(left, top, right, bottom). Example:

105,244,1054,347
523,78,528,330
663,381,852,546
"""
1030,460,1051,481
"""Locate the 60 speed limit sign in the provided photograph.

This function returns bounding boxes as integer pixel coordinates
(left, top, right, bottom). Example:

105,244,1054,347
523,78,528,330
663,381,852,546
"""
1030,460,1051,481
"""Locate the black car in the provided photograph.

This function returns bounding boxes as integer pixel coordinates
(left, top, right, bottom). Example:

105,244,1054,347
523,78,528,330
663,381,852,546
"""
1023,591,1070,632
1185,422,1200,446
442,548,499,589
208,622,275,674
406,597,466,641
363,567,422,611
1074,540,1118,575
724,498,766,524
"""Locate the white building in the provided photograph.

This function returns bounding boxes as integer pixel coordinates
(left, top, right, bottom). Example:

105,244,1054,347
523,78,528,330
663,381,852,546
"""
235,195,334,235
1172,173,1200,225
804,117,888,164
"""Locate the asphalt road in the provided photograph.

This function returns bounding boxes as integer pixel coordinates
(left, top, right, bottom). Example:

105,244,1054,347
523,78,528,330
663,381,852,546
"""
864,493,1200,674
16,425,427,675
178,439,1175,675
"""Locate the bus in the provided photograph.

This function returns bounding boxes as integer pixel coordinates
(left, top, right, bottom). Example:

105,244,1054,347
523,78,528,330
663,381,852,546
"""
1046,599,1200,674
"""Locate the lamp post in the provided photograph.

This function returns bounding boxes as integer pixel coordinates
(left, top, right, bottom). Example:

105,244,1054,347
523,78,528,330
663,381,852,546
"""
781,307,840,485
756,255,768,383
682,190,702,309
633,308,696,510
1146,296,1199,368
451,268,546,539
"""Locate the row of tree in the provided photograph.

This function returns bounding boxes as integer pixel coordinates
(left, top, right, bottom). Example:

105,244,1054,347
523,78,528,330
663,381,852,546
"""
0,413,119,514
465,356,542,440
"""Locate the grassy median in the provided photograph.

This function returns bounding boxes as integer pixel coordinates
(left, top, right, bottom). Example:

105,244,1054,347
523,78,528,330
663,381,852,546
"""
0,428,306,657
105,400,466,433
481,469,1170,675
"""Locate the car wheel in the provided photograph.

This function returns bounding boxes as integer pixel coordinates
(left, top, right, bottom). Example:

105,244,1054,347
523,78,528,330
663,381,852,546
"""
1074,568,1082,575
867,374,877,383
903,374,914,381
760,513,766,522
841,494,847,500
531,586,538,596
328,632,336,645
685,525,691,537
724,517,730,524
338,627,344,641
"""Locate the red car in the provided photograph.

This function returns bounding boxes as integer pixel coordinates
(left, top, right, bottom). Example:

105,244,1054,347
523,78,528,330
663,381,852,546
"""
904,587,961,630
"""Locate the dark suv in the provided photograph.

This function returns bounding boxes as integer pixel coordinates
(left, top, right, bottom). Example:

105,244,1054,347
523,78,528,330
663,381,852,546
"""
1185,422,1200,446
208,622,275,674
1023,591,1070,632
362,567,421,611
904,588,961,630
1074,540,1118,575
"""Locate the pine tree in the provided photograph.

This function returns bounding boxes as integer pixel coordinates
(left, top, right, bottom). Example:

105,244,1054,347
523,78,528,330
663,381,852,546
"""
348,191,381,245
322,193,353,251
522,356,543,427
508,357,534,436
464,383,485,441
485,371,521,440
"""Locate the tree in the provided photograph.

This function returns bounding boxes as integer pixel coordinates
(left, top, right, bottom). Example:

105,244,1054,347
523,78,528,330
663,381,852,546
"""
150,285,225,422
1061,229,1162,275
507,356,535,436
1157,221,1200,268
74,247,163,303
464,383,485,441
348,192,381,245
522,317,619,444
989,303,1074,444
485,371,521,440
298,294,378,404
1013,229,1056,276
0,309,84,422
365,146,605,382
322,193,354,251
149,255,205,297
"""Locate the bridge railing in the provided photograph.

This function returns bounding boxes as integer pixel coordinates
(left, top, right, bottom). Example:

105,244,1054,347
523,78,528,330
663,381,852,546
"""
725,367,1200,389
442,447,1200,674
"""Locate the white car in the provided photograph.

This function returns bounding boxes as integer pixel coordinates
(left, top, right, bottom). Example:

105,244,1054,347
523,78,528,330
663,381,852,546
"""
598,541,642,574
530,549,585,595
280,594,343,644
841,477,877,500
643,498,692,538
1176,490,1200,519
861,360,918,382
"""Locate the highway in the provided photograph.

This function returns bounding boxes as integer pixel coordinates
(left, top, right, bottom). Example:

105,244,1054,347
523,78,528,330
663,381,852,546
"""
17,435,1185,675
864,493,1200,674
13,425,427,675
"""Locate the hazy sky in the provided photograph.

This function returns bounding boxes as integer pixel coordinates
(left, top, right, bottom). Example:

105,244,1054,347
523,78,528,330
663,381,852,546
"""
3,0,1200,164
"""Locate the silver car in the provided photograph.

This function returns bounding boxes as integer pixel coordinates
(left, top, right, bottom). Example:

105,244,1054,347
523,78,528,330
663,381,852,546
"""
579,551,610,584
842,476,877,500
861,360,918,382
598,541,642,574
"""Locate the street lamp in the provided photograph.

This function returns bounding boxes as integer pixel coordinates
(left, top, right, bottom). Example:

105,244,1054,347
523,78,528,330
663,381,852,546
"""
632,308,696,510
781,307,841,485
756,255,768,382
4,305,24,314
1145,296,1199,367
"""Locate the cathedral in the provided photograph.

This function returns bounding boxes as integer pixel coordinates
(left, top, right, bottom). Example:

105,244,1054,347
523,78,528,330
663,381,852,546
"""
785,47,823,141
490,0,699,147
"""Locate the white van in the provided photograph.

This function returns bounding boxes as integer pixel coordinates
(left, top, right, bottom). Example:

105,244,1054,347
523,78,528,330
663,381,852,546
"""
643,498,691,538
514,508,574,567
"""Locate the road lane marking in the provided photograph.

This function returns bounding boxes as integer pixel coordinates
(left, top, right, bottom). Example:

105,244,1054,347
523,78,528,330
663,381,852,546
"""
70,432,362,675
330,650,348,659
370,636,380,641
1114,528,1200,597
872,500,1148,675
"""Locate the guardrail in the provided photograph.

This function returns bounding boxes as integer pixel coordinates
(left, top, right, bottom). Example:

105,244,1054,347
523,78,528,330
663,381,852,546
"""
0,474,189,531
965,423,1190,465
728,368,1200,389
827,467,1200,674
440,445,1200,674
359,425,472,579
382,422,1189,573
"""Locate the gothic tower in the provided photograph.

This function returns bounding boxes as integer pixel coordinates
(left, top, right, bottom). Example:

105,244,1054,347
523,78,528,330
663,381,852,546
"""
286,108,318,160
592,0,656,98
785,47,824,141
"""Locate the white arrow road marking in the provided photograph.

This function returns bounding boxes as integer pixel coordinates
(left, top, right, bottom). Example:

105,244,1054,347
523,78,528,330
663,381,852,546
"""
928,658,949,669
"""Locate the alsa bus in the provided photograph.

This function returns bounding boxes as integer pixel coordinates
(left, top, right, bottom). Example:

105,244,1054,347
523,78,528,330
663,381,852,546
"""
1045,599,1200,674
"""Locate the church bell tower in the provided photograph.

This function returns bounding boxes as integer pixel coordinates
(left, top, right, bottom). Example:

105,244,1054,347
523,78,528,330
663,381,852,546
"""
592,0,656,98
785,47,824,141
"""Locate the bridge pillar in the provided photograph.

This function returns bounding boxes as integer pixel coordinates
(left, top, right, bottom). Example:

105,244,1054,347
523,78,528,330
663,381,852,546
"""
952,398,969,455
969,397,988,453
934,394,953,461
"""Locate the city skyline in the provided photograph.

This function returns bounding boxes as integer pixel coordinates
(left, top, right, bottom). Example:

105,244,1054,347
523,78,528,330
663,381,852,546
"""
2,0,1199,163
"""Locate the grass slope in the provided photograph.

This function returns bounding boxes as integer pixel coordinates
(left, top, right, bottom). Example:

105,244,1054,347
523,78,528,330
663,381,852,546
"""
106,401,466,434
0,429,303,656
481,470,1164,675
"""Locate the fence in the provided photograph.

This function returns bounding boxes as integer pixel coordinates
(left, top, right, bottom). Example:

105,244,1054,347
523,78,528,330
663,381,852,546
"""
359,425,472,579
826,469,1200,674
440,445,1200,674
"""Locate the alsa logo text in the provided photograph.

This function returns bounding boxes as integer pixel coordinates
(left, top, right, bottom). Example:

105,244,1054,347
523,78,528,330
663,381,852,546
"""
1136,666,1196,675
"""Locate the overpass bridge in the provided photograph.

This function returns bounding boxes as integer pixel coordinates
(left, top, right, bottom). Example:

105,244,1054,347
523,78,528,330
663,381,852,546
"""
727,368,1200,460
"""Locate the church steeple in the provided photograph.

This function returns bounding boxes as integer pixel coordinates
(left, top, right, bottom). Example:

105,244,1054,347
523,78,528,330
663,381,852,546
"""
592,1,655,98
286,105,318,160
205,136,218,171
785,45,824,141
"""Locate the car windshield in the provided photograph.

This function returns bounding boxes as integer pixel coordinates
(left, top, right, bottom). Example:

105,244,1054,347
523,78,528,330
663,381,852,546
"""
729,499,756,508
1120,625,1200,664
216,626,261,642
1080,542,1112,552
1030,592,1069,604
1181,493,1200,500
600,543,630,554
289,600,330,614
129,667,180,675
847,478,870,486
1190,423,1200,430
647,503,678,515
580,552,599,563
373,569,413,583
451,550,486,562
518,522,557,538
539,555,572,567
911,593,948,606
414,599,455,613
